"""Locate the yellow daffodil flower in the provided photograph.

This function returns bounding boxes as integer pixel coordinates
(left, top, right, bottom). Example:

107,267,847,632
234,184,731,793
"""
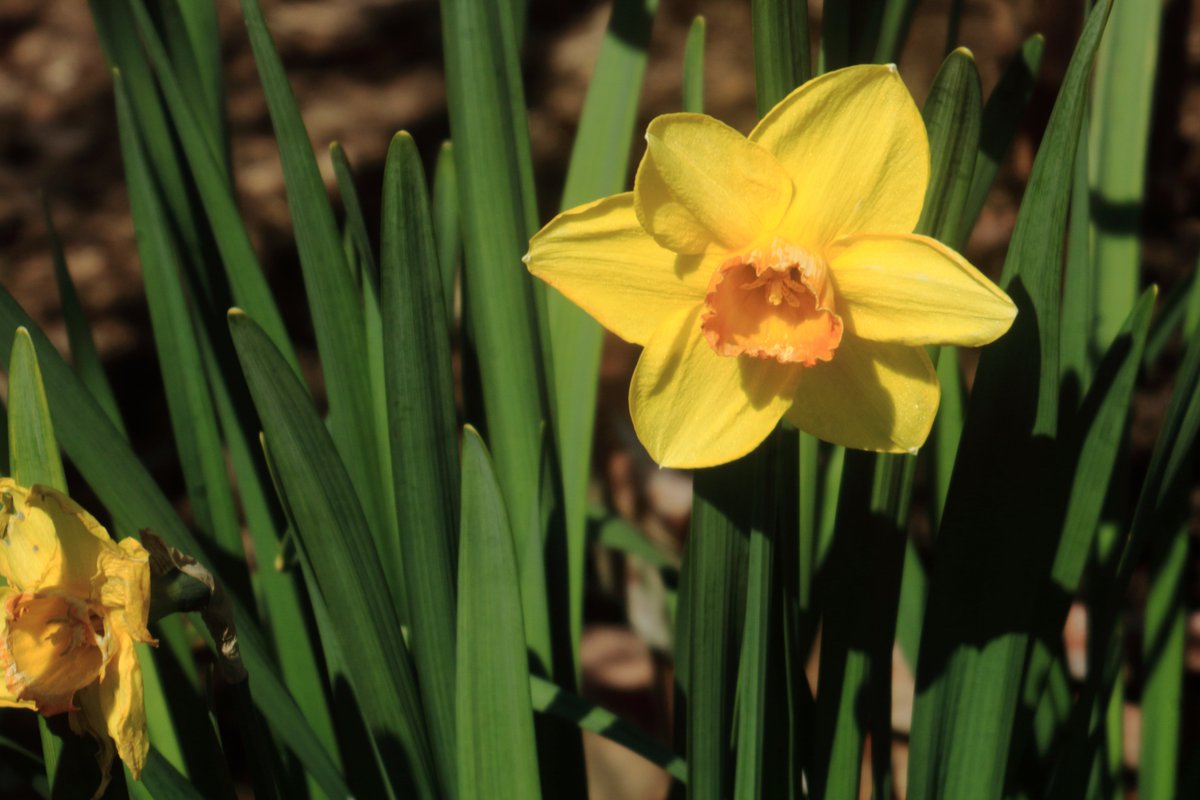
526,65,1017,467
0,479,153,797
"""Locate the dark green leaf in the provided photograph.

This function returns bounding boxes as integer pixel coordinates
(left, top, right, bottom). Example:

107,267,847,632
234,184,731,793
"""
113,71,250,600
41,195,125,436
382,131,460,794
0,295,350,798
529,675,686,783
907,4,1114,798
959,35,1044,246
457,427,542,800
684,460,752,799
229,309,437,796
239,0,395,600
752,0,809,115
439,0,558,679
683,16,706,113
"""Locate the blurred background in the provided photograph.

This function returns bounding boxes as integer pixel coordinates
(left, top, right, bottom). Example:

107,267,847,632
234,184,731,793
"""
1,0,1198,796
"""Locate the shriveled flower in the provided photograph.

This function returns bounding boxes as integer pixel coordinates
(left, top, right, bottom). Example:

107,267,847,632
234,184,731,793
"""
526,65,1016,467
0,479,154,797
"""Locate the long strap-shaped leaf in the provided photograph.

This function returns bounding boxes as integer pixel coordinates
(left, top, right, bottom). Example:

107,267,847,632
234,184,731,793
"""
230,310,438,796
7,328,72,795
238,0,396,605
958,35,1044,247
382,132,461,796
1089,0,1164,351
113,72,251,605
438,0,559,680
529,675,686,783
684,460,752,799
1011,288,1154,788
549,0,660,685
907,3,1114,798
42,195,125,437
457,427,542,800
0,300,350,797
112,0,296,366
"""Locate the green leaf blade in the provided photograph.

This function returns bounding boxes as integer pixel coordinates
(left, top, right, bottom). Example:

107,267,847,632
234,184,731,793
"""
457,427,542,800
382,131,461,796
229,309,438,796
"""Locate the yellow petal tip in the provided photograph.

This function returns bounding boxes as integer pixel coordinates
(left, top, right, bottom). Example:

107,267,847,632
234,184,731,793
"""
521,252,531,265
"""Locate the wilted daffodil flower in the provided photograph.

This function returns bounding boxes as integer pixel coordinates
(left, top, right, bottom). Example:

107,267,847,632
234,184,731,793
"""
526,65,1016,467
0,479,153,796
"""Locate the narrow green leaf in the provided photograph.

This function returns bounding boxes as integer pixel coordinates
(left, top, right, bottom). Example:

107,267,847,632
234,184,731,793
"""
1060,107,1093,397
154,0,221,162
1187,252,1200,341
549,0,659,680
813,452,909,800
457,427,542,800
439,0,562,684
115,0,295,366
7,327,67,794
41,195,125,436
330,142,379,289
88,0,226,311
684,460,752,799
239,0,395,600
959,35,1045,247
132,748,206,800
1013,288,1153,789
529,675,686,783
8,329,66,490
229,309,437,796
0,298,350,798
893,48,981,680
752,0,809,115
113,71,250,602
916,48,982,247
169,0,227,170
683,16,706,113
258,434,388,800
382,131,461,795
1089,0,1164,350
733,431,793,798
432,141,462,319
929,350,964,532
908,4,1114,798
1144,268,1196,366
587,510,679,571
1053,288,1155,595
874,0,919,63
1139,515,1187,800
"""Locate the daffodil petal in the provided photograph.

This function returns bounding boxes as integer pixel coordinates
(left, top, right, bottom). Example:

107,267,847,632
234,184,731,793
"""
526,193,713,344
0,588,35,710
634,113,793,254
95,538,154,644
750,65,929,247
0,480,59,592
785,337,938,453
0,482,118,596
829,233,1017,346
2,591,104,714
95,618,149,779
630,305,800,467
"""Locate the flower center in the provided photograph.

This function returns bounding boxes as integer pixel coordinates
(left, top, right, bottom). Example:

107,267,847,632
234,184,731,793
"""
1,592,106,715
701,239,843,366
